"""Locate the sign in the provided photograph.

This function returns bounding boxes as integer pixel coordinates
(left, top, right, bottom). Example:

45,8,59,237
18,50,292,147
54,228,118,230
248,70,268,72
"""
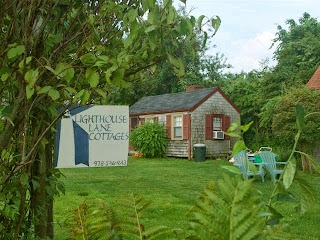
54,105,129,168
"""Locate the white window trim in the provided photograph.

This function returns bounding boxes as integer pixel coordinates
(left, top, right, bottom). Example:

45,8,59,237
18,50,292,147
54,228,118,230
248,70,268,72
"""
172,114,183,140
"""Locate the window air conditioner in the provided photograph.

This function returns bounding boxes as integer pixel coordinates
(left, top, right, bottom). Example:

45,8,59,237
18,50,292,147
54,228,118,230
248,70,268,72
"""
213,131,224,140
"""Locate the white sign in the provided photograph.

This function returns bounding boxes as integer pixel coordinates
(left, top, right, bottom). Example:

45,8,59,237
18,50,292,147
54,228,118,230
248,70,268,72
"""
55,105,129,168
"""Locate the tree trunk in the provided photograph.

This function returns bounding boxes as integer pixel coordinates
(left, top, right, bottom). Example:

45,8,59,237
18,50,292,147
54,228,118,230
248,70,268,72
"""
31,130,54,239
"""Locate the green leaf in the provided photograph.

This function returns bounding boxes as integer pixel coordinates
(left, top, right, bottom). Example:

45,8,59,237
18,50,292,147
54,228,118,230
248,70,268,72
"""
55,63,74,82
145,25,157,33
25,69,39,88
26,85,35,99
211,16,221,35
20,173,29,186
88,14,95,25
220,165,241,175
294,174,316,213
64,67,74,82
126,8,138,23
7,45,25,59
1,105,13,117
95,89,107,99
37,86,52,94
197,15,206,31
266,205,283,225
167,6,176,25
48,89,60,101
201,31,208,49
295,104,305,131
80,53,96,66
65,87,76,94
167,54,180,68
232,140,246,156
240,121,253,133
112,69,125,85
81,90,90,104
18,56,32,69
1,73,9,82
283,157,296,189
85,69,100,88
74,89,85,101
45,65,57,75
225,132,241,138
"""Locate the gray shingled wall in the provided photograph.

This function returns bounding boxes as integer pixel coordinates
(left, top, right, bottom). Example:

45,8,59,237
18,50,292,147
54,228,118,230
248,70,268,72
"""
191,91,240,158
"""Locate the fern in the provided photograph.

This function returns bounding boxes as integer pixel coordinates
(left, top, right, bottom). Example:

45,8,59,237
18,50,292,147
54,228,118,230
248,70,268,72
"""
70,200,116,240
116,193,174,239
188,175,267,240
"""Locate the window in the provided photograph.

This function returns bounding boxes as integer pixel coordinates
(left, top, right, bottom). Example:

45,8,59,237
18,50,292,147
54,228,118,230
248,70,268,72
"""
130,117,138,130
166,114,190,140
145,116,158,124
145,117,154,123
213,116,222,131
173,115,182,138
205,114,230,140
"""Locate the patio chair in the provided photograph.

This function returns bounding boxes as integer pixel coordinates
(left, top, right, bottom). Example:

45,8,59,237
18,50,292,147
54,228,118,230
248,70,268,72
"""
259,151,286,182
233,150,265,182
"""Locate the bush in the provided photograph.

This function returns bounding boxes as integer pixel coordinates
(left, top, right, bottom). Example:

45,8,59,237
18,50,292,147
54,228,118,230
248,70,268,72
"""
129,122,168,158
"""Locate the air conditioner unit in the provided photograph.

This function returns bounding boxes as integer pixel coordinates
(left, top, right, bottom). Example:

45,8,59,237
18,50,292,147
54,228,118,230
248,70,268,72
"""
213,131,224,140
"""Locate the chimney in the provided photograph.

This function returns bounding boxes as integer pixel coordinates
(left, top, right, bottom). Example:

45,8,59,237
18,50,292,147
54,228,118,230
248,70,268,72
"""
185,85,204,92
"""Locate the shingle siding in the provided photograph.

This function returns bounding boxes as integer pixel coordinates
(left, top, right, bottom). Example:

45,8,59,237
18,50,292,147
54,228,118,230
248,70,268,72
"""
191,91,240,158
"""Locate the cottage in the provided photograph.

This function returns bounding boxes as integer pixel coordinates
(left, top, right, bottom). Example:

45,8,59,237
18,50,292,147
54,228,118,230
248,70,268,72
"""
129,86,240,159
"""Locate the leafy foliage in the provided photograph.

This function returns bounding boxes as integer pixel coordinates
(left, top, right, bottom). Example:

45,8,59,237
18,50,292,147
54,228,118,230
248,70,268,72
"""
71,200,116,240
0,0,219,237
272,87,320,146
130,122,168,158
70,194,174,240
187,176,266,240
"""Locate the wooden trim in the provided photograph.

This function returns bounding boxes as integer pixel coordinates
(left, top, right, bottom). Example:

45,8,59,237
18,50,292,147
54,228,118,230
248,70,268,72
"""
140,117,145,125
223,115,231,140
183,114,190,140
205,114,213,140
166,115,172,139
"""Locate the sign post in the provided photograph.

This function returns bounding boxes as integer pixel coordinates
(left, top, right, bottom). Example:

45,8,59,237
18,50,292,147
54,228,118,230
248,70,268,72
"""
55,105,129,168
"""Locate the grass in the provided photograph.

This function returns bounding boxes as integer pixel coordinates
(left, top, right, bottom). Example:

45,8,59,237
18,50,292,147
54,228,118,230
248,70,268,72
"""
54,157,320,239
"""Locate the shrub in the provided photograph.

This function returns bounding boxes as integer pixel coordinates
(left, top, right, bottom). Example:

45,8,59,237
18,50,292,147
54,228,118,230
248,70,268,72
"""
129,122,168,158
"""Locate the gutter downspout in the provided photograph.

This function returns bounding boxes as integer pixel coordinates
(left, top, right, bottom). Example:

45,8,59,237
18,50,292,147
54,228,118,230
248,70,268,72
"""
188,114,192,160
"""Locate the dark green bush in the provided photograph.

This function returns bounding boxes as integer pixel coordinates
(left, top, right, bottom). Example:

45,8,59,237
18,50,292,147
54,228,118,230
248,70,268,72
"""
129,122,168,158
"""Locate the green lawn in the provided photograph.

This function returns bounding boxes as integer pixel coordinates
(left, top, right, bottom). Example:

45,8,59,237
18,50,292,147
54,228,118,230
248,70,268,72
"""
54,157,320,239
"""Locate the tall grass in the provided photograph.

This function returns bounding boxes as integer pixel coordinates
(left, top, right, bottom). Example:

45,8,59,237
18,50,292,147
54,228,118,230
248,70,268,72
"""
54,157,320,239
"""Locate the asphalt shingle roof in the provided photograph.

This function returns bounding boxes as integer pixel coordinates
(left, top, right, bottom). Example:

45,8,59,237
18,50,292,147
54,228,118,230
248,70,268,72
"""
307,65,320,90
129,87,217,115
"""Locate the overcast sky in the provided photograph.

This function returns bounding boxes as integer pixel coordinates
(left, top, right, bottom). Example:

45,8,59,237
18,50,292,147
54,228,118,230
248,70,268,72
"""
175,0,320,73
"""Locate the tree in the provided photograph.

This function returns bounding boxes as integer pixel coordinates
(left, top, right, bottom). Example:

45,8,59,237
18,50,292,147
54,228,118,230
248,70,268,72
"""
0,0,220,238
271,87,320,170
263,12,320,97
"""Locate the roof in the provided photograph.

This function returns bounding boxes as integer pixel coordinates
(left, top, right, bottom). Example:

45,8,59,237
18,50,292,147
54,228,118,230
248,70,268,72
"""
129,87,240,115
307,65,320,90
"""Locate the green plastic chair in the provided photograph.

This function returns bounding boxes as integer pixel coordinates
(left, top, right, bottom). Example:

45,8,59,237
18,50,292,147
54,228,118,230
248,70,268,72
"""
233,150,265,182
259,151,286,182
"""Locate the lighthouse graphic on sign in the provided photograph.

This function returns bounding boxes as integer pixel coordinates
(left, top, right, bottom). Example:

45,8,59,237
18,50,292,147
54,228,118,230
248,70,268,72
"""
54,105,129,168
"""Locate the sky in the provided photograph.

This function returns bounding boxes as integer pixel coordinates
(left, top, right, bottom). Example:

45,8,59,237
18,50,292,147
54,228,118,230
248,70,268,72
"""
175,0,320,73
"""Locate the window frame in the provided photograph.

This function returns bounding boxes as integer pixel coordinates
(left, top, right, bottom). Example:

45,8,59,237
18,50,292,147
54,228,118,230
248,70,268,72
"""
205,114,230,140
213,116,223,131
172,114,183,140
